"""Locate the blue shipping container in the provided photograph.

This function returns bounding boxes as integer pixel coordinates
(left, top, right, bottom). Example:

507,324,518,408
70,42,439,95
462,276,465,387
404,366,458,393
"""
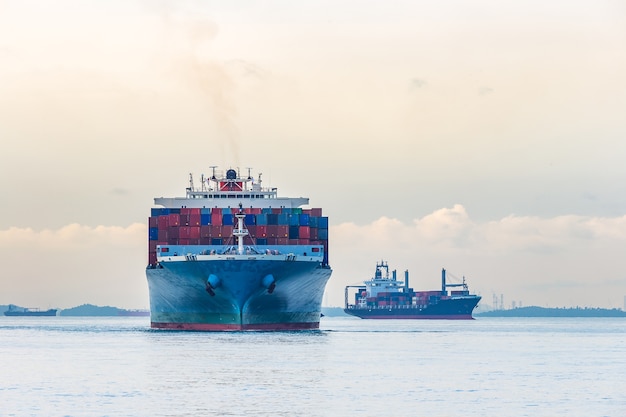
318,217,328,228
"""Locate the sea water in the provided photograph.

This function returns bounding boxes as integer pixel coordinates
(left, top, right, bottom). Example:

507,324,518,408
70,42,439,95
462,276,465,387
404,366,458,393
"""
0,316,624,417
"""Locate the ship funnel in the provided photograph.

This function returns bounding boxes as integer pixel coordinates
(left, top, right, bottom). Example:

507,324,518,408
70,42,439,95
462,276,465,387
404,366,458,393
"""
441,268,446,295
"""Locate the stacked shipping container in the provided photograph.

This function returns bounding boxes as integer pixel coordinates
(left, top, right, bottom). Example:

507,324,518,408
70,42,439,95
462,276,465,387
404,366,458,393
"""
148,207,329,266
355,290,448,308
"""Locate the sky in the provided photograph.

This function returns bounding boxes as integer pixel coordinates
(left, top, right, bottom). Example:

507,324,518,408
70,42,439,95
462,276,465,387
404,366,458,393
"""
1,0,625,310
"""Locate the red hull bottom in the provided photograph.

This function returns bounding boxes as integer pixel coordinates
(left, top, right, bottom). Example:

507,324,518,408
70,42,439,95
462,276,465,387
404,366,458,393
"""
151,321,320,331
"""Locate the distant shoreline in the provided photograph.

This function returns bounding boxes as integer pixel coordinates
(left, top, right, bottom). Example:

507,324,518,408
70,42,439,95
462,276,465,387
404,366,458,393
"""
3,305,625,318
1,304,150,317
476,306,626,318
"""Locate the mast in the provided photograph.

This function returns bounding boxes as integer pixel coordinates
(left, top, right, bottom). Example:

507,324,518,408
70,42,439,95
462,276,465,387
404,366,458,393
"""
233,203,249,254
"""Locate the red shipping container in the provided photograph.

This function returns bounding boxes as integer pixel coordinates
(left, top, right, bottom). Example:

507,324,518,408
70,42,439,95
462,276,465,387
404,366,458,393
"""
266,237,278,244
189,238,200,245
149,217,158,227
201,225,212,238
190,227,200,239
158,229,168,241
247,225,257,236
168,214,180,226
267,225,278,237
189,214,201,226
168,227,179,238
271,208,282,214
179,239,190,245
222,225,234,237
158,215,169,229
200,237,211,245
179,226,190,238
180,208,191,215
277,237,289,245
179,213,190,226
299,238,310,245
148,252,157,265
189,208,201,215
299,226,310,239
309,228,318,240
288,239,299,245
310,208,322,216
149,241,158,252
277,225,288,237
211,213,223,226
211,207,223,215
256,225,267,237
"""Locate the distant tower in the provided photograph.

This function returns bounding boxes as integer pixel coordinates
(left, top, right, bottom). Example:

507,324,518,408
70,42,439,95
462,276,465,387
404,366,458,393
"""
500,294,504,310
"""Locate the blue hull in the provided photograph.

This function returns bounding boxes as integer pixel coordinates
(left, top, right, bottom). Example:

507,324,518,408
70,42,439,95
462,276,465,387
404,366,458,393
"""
344,296,481,320
146,259,332,331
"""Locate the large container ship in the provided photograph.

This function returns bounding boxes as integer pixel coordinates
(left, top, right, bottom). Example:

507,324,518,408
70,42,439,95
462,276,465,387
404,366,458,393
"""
344,261,480,319
146,167,332,331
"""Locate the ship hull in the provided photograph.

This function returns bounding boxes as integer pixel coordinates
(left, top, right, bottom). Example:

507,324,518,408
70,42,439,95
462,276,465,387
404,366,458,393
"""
146,258,332,331
4,310,58,317
344,297,480,320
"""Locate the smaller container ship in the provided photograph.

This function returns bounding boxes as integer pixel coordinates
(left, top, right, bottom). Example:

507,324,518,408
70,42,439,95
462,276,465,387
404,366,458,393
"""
344,261,481,319
4,305,58,317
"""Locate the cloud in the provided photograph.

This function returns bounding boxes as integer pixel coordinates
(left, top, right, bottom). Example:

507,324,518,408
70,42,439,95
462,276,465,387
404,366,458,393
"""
0,224,147,309
2,213,626,311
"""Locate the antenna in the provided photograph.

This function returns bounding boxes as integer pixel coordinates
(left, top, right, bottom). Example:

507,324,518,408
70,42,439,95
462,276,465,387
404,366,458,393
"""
209,165,217,180
188,173,194,191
